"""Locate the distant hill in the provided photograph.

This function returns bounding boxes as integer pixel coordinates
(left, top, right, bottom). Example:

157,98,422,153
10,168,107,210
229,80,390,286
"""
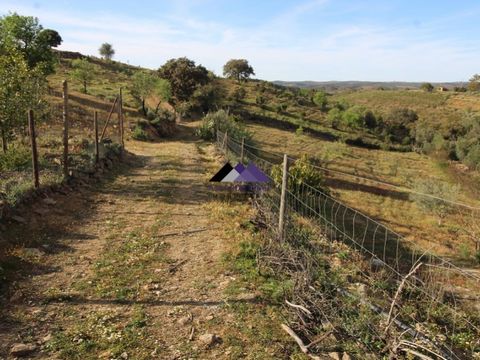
273,80,467,91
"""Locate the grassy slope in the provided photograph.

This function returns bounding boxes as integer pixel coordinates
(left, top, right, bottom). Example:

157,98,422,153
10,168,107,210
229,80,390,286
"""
218,78,480,262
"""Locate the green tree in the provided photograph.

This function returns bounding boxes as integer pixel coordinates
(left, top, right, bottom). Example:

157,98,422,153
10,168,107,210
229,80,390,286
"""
327,108,342,129
130,71,158,116
99,42,114,61
0,50,47,152
468,74,480,91
158,57,210,102
420,82,434,92
71,58,95,93
312,90,327,110
223,59,255,81
153,78,172,113
0,13,62,74
342,107,364,129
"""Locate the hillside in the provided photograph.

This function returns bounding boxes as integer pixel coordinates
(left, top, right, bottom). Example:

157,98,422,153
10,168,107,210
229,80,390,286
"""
273,80,467,90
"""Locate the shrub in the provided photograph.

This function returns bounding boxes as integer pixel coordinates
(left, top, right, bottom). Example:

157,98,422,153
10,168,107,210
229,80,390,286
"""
271,154,328,195
131,124,149,141
312,90,328,110
149,109,176,137
196,109,251,142
0,145,32,171
342,107,364,129
327,108,343,129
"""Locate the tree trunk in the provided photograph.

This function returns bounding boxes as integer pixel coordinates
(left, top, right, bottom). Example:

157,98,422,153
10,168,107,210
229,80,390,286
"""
142,99,147,116
1,128,7,153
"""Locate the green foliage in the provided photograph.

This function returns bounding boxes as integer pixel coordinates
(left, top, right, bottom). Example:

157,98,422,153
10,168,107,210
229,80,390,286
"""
0,13,62,74
71,58,95,93
196,109,250,142
232,86,247,101
312,90,327,110
327,108,342,128
149,109,176,136
342,107,364,129
468,74,480,91
383,108,418,144
189,83,221,114
420,82,434,92
98,42,114,60
223,59,255,81
455,113,480,170
410,178,459,224
131,125,149,141
129,71,158,115
0,49,48,148
158,57,210,102
0,144,31,171
271,154,328,194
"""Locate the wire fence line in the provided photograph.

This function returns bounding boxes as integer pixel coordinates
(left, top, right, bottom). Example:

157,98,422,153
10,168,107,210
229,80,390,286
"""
233,137,480,212
215,129,480,359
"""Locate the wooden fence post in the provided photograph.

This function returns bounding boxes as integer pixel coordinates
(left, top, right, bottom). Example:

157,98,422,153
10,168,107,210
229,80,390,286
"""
240,137,245,164
28,110,40,189
94,111,99,164
278,154,288,242
118,88,124,148
223,131,228,155
62,80,69,178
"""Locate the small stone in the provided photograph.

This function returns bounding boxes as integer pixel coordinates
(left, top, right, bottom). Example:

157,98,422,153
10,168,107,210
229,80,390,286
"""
11,215,27,224
177,316,191,325
328,352,341,360
120,351,128,359
42,198,56,206
41,334,52,343
198,333,220,348
10,343,36,356
342,353,352,360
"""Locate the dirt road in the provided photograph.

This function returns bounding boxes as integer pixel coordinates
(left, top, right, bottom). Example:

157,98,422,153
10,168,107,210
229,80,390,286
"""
0,124,292,359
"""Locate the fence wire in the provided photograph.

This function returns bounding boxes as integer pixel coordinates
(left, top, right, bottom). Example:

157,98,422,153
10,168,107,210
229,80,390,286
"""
216,129,480,359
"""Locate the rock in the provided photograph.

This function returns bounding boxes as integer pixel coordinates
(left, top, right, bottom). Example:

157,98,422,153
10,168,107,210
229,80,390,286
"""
24,248,44,257
328,352,341,360
41,333,52,343
342,353,352,360
371,258,385,269
10,343,36,356
120,351,128,359
11,215,27,224
177,316,191,326
205,315,214,321
42,198,56,206
198,333,221,348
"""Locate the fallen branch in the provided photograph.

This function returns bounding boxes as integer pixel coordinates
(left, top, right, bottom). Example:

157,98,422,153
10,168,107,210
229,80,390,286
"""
385,262,423,333
281,324,322,360
285,300,312,316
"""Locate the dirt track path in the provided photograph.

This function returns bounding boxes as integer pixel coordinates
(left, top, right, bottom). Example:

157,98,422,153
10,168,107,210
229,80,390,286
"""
0,124,286,359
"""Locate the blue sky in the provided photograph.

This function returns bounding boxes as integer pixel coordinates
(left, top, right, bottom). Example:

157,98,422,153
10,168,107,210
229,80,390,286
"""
1,0,479,81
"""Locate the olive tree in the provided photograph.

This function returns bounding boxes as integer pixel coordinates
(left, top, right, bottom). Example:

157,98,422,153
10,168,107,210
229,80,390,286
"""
99,43,114,61
223,59,255,82
71,58,95,93
0,13,62,74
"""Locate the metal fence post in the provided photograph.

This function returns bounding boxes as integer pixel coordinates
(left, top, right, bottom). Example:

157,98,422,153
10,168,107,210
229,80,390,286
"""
240,137,245,164
28,110,40,189
62,80,69,178
278,154,288,242
94,111,99,164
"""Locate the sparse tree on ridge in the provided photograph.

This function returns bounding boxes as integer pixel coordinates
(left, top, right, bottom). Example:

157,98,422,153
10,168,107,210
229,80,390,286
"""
420,82,434,92
99,43,115,61
468,74,480,91
223,59,255,82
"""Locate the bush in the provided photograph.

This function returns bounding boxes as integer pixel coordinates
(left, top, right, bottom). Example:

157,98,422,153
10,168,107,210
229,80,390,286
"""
327,108,343,129
131,124,149,141
342,107,364,129
0,145,32,171
150,109,176,136
196,109,251,142
271,154,328,195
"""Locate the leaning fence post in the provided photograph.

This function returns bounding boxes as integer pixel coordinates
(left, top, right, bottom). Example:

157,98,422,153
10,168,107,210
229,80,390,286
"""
278,154,288,242
62,80,69,178
94,111,99,164
28,110,40,189
240,137,245,164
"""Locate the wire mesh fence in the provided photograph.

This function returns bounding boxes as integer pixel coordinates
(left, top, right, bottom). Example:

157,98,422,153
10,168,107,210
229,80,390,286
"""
216,129,480,359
